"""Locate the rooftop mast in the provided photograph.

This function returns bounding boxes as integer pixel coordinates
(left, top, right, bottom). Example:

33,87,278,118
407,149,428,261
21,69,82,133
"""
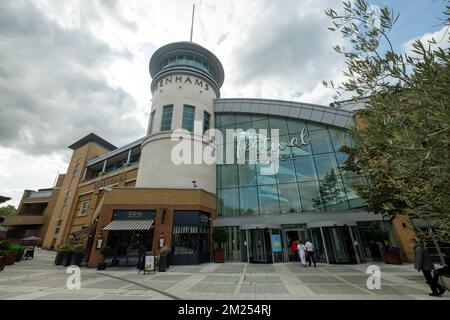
190,4,195,42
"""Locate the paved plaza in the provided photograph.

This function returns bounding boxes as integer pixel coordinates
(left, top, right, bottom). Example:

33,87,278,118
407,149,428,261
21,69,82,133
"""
0,249,448,300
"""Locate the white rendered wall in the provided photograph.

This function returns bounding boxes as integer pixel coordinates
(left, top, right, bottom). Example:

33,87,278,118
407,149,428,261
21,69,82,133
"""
136,72,217,194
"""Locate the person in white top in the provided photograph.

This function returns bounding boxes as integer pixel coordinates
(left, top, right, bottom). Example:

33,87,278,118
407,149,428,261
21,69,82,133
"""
305,240,316,267
297,242,306,267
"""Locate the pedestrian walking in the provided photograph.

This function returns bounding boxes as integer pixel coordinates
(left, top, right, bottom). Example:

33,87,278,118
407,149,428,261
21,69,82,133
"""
290,240,299,261
433,249,449,293
305,239,316,267
297,242,306,267
410,238,445,297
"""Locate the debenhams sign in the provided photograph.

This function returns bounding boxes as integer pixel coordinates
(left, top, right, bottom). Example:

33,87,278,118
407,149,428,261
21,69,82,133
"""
153,74,210,92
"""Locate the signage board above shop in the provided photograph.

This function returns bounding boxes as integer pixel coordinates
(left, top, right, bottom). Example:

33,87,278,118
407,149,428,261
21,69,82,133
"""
112,210,155,220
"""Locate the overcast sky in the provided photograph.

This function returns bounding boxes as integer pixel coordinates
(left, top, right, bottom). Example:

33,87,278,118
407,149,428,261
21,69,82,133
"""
0,0,447,207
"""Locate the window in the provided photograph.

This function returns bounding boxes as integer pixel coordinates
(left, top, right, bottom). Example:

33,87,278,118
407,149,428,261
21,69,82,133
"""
294,155,317,182
238,163,257,187
220,165,238,189
239,186,259,215
258,185,280,215
219,188,239,217
72,163,80,177
310,129,334,154
172,225,208,254
203,111,211,134
182,105,195,132
79,201,89,216
63,191,72,205
148,110,156,134
278,183,302,214
160,105,173,131
55,219,63,234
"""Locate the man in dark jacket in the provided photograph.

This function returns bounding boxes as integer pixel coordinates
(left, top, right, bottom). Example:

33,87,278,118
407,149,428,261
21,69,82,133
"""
410,238,445,297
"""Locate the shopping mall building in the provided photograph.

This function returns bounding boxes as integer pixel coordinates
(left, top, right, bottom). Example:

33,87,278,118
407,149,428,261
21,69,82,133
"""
2,41,418,267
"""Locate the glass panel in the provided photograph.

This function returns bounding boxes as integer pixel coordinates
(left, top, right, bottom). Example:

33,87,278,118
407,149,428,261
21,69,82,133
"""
160,105,173,131
278,183,302,214
220,165,238,188
251,114,266,122
307,122,326,131
256,163,278,185
224,227,241,261
294,155,317,182
298,181,322,211
288,130,313,156
220,114,235,127
287,119,306,134
310,129,333,154
239,186,259,215
215,114,221,128
238,163,257,187
258,185,280,215
276,159,296,184
235,114,252,125
220,188,239,216
335,152,359,179
220,124,237,145
269,117,289,135
278,135,292,157
344,177,368,209
309,228,327,263
251,119,270,133
235,121,253,132
314,153,339,180
318,180,350,211
329,128,356,151
182,105,195,132
203,111,211,134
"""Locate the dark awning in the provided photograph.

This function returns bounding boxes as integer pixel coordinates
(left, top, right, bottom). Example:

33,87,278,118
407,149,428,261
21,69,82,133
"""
102,219,154,231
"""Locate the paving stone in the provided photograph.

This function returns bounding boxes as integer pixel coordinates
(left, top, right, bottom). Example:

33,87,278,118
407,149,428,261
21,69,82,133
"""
188,283,236,293
240,284,288,294
201,275,240,283
338,275,393,284
83,280,129,289
299,275,345,284
244,275,281,283
34,293,98,300
153,274,191,282
370,285,428,296
306,284,370,295
93,294,152,300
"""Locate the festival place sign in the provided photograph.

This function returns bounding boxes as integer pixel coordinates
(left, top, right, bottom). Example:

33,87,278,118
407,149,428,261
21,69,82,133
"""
233,127,311,162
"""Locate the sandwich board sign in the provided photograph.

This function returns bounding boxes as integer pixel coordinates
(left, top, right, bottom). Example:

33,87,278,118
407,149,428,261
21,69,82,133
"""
145,255,155,274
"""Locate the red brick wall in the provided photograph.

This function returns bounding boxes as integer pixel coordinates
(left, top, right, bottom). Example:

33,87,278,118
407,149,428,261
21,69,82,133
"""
87,189,216,267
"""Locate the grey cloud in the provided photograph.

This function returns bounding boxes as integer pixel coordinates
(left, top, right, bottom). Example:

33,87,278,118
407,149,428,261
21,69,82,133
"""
0,0,144,155
230,1,344,93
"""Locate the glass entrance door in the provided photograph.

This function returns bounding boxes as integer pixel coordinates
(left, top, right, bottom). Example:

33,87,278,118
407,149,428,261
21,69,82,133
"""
283,229,307,262
322,226,358,264
250,229,267,262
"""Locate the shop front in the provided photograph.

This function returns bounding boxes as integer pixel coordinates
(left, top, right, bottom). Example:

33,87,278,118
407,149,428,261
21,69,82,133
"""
170,211,211,265
102,210,155,267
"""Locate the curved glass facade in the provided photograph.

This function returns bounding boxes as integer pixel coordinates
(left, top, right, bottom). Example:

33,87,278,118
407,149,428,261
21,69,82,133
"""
216,113,368,217
160,54,217,80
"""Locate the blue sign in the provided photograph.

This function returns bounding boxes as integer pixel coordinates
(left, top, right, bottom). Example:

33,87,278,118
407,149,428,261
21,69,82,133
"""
271,234,282,252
